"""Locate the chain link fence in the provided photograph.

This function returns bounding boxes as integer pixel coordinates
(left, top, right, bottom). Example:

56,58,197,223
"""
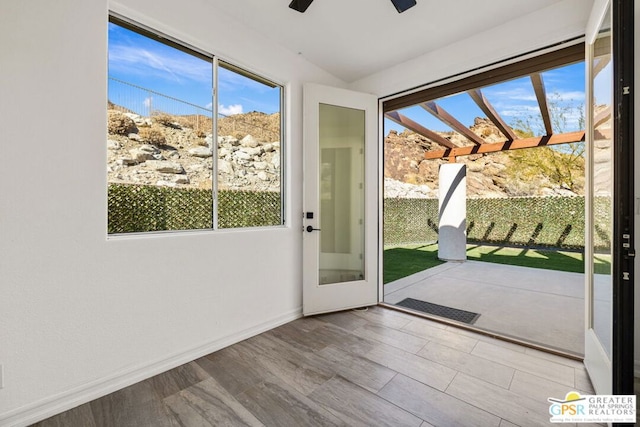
108,77,279,143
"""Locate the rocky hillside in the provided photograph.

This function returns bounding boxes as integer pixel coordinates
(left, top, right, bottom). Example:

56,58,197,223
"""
385,117,586,198
107,108,280,191
106,106,590,198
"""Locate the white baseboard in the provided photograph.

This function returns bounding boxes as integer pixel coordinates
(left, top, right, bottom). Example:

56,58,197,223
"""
0,307,302,427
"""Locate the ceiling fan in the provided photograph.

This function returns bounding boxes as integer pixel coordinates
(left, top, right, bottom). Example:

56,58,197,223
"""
289,0,417,14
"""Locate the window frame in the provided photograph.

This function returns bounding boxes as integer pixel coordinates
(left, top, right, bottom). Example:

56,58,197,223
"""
107,13,286,235
382,42,585,113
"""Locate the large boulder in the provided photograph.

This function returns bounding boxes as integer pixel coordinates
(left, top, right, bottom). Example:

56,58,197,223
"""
253,162,268,170
129,145,161,162
188,147,213,158
234,151,252,161
239,146,262,157
241,135,259,148
218,160,234,175
145,160,185,174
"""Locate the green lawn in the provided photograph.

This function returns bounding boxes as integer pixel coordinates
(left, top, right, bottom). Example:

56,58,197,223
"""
383,243,611,284
383,244,445,284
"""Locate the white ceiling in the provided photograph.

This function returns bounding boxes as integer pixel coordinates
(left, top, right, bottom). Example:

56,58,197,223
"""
207,0,563,83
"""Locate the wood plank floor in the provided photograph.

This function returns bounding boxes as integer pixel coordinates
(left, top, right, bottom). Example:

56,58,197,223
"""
32,307,601,427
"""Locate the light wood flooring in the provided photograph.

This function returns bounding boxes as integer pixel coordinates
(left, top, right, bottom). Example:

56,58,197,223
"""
33,306,601,427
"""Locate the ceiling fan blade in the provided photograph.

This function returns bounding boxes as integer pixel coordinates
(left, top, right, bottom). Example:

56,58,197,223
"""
289,0,314,13
390,0,417,13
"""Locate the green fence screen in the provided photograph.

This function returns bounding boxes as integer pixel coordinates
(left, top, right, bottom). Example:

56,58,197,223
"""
384,196,611,250
108,183,281,233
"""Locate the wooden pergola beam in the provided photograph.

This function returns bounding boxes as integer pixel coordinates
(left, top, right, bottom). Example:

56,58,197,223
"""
530,73,553,135
424,130,585,160
385,111,457,149
421,101,485,146
467,89,518,141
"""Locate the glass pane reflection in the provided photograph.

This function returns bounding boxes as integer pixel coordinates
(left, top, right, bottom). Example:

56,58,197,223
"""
318,104,365,285
591,27,613,358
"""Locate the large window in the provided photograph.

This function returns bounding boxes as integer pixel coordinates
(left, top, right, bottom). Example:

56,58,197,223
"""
107,17,283,234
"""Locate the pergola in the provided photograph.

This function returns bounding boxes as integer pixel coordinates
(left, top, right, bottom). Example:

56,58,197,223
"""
382,42,607,162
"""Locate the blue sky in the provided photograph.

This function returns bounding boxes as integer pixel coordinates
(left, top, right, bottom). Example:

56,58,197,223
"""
108,21,587,136
108,22,281,117
386,62,586,136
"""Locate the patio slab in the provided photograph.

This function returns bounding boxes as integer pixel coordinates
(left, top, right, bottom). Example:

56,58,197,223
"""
384,260,586,355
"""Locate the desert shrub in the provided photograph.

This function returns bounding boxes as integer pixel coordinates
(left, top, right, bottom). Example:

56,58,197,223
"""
152,112,180,128
151,111,193,129
176,115,194,128
508,93,585,192
506,146,585,193
480,127,494,138
177,114,213,134
108,110,137,135
138,126,166,146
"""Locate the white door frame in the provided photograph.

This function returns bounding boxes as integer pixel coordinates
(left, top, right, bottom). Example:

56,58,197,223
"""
584,0,613,396
302,83,379,315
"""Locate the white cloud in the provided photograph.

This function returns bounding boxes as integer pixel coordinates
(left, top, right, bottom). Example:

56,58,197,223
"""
144,97,153,108
219,104,243,116
488,89,537,102
108,44,211,84
548,91,585,103
499,105,541,117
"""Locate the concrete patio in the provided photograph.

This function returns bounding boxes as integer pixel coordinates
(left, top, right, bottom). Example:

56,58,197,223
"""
384,260,591,355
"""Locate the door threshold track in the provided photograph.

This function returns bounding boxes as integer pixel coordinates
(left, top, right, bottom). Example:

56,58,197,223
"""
378,302,583,361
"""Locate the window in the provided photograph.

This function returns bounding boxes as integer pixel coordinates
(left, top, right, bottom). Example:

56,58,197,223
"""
216,62,283,228
107,16,283,234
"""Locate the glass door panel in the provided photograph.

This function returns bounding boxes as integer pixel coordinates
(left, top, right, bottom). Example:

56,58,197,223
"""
319,104,365,285
591,30,613,359
584,0,635,396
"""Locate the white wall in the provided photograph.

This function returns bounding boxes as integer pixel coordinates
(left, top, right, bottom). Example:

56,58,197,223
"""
0,0,344,425
349,0,592,97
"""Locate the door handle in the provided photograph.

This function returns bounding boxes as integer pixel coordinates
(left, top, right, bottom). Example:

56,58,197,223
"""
306,225,321,232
